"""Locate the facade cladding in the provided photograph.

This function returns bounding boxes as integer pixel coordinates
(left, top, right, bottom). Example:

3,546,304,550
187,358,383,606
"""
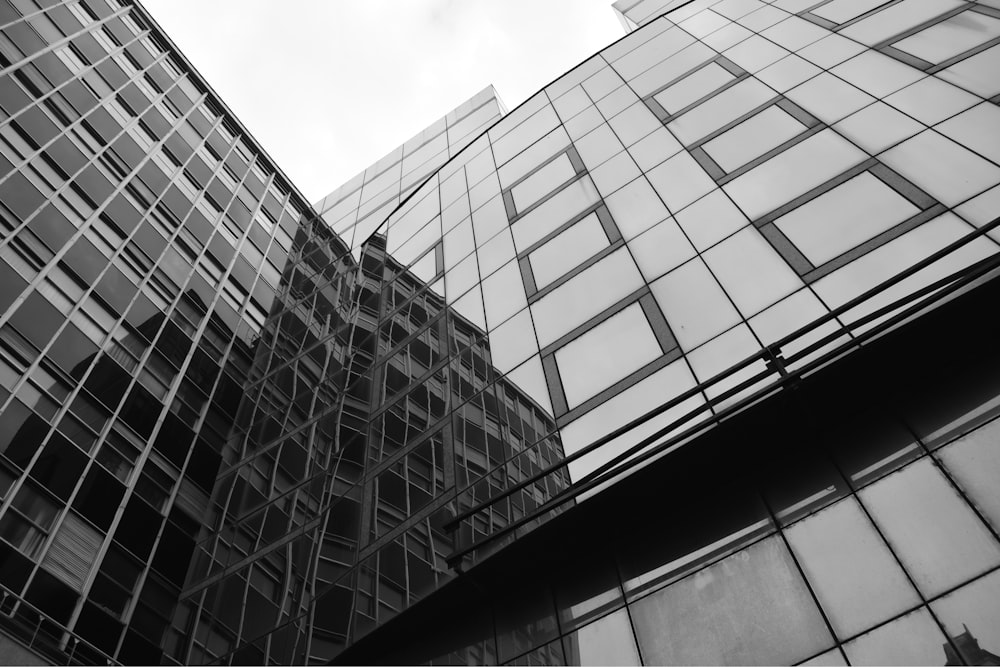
0,0,998,665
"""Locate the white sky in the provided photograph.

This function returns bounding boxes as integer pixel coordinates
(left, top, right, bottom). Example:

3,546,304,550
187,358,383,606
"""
141,0,625,204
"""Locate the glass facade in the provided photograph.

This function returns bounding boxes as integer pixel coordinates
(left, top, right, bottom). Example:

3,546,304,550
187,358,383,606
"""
0,0,999,664
0,0,306,661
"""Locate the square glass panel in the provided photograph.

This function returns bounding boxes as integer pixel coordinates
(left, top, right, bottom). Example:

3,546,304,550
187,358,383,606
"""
481,261,528,330
703,226,801,316
843,608,948,666
511,153,577,212
785,497,921,640
840,0,965,47
531,248,645,348
811,0,892,25
649,259,741,351
554,303,662,408
667,78,776,146
775,171,920,266
626,217,696,282
562,609,641,666
723,129,867,221
893,10,1000,65
929,569,1000,666
702,105,805,173
652,61,735,115
859,458,1000,598
630,535,832,665
512,176,602,252
937,417,1000,534
881,130,1000,207
528,212,609,290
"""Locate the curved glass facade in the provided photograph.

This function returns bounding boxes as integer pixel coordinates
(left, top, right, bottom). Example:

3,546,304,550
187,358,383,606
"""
0,0,999,664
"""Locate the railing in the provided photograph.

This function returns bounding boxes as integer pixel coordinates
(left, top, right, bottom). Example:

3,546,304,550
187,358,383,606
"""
0,585,119,665
445,214,1000,566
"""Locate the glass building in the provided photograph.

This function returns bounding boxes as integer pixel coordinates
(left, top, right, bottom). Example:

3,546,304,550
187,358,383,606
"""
1,0,1000,664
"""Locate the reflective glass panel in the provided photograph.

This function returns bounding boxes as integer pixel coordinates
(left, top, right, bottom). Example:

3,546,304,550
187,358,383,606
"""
554,303,662,408
843,608,948,666
528,212,609,289
860,458,1000,597
894,11,1000,65
929,569,1000,666
785,497,921,639
630,535,832,665
562,609,641,666
653,61,735,115
511,153,577,212
937,417,1000,533
702,105,805,173
774,171,919,266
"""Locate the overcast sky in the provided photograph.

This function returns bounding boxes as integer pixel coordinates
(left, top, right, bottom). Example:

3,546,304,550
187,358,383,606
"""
141,1,624,204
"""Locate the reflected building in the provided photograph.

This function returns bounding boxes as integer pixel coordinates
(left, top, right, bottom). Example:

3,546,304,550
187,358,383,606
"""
2,0,1000,665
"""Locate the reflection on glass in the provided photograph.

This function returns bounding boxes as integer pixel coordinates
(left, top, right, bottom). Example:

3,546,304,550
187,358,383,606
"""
843,608,947,666
630,535,832,665
495,584,559,663
860,458,1000,597
930,569,1000,666
786,497,921,639
562,609,641,666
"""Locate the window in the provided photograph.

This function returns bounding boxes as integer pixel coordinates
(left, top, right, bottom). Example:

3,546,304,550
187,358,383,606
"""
0,484,60,559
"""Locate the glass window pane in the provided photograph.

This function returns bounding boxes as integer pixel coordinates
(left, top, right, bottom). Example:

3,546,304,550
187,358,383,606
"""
930,568,1000,666
562,609,640,666
840,0,964,47
667,78,776,146
649,259,741,351
774,171,920,266
812,0,893,25
881,129,1000,207
785,497,921,639
630,535,832,665
723,129,867,221
528,212,609,289
703,105,805,173
894,10,1000,64
843,608,948,666
604,176,670,240
702,227,801,316
554,303,662,408
859,458,1000,597
626,217,695,282
482,261,528,330
653,61,735,115
531,248,644,348
937,417,1000,533
512,176,602,252
511,153,576,212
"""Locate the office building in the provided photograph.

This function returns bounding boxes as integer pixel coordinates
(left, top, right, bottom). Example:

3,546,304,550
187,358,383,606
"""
1,0,999,664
